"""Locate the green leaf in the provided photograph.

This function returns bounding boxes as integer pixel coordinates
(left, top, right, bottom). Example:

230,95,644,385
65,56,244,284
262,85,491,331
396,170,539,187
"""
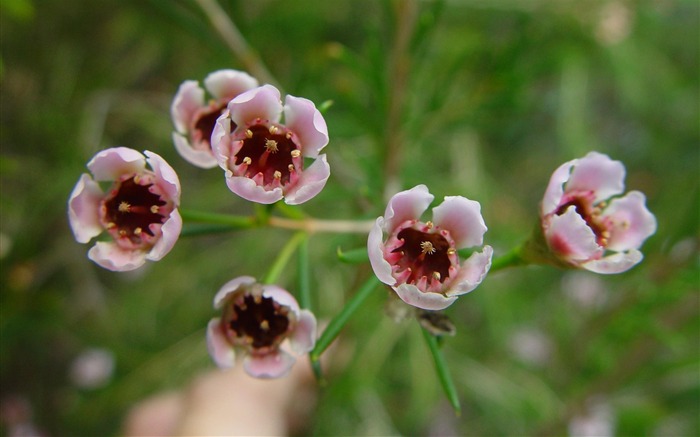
337,246,370,264
422,327,461,416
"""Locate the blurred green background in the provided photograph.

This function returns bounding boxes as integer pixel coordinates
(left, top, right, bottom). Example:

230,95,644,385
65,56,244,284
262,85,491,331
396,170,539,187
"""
1,0,698,435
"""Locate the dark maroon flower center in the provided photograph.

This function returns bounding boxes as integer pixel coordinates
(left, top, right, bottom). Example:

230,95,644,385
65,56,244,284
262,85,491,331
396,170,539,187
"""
103,177,166,245
194,103,228,146
555,196,609,246
234,124,299,186
392,228,452,284
229,293,291,349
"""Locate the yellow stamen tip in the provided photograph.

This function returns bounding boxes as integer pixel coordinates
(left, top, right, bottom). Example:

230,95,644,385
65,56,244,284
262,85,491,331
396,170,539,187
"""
265,139,279,153
134,227,142,235
420,241,436,255
291,149,301,158
245,129,253,139
150,205,159,214
118,202,131,213
426,221,434,229
273,170,282,179
432,271,441,280
242,156,252,165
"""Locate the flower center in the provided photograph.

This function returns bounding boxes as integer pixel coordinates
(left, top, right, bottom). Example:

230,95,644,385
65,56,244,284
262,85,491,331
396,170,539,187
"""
390,223,456,287
556,195,611,246
102,177,166,247
233,124,301,187
193,103,228,148
228,293,291,349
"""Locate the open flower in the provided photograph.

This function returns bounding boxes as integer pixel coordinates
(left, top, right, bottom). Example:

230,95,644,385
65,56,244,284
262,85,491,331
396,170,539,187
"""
368,185,493,311
206,276,317,379
68,147,182,271
171,69,258,168
540,151,656,273
211,84,330,204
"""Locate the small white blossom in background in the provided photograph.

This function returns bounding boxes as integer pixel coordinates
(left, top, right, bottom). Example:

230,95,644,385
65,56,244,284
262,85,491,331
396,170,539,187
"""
568,397,615,437
508,327,552,367
561,271,609,310
69,348,115,389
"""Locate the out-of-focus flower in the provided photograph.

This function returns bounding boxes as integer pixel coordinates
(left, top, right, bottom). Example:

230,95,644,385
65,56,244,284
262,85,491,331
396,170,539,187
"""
540,151,656,274
69,348,115,389
68,147,181,271
568,397,615,437
171,70,258,168
211,84,330,204
206,276,317,379
368,185,492,311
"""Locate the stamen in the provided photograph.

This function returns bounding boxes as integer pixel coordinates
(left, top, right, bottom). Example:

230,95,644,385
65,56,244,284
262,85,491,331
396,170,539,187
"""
286,132,293,139
288,164,295,172
260,320,270,331
432,271,441,281
265,139,279,153
420,241,436,255
273,170,282,180
134,227,142,235
242,156,252,165
245,129,253,139
119,230,127,236
426,221,434,229
150,205,160,214
107,222,117,229
291,149,301,158
269,125,279,135
253,295,262,304
447,248,456,255
118,202,131,213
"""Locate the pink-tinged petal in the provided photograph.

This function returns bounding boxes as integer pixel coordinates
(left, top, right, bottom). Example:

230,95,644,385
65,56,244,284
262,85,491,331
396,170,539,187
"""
145,151,181,204
542,159,576,216
87,241,147,272
226,176,284,204
68,174,104,243
566,152,626,203
206,318,235,368
261,285,300,314
545,207,601,262
582,250,643,274
368,218,396,286
384,185,434,232
228,85,282,128
172,132,219,169
87,147,146,181
394,283,458,311
211,112,232,169
283,95,329,157
243,351,296,379
146,209,182,262
289,309,317,354
204,69,259,100
432,196,487,249
213,276,257,309
447,245,493,296
171,80,205,134
603,191,657,251
283,154,330,205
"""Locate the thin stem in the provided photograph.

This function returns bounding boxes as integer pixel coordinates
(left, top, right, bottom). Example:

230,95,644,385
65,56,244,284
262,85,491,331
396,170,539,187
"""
193,0,280,89
421,327,461,416
268,216,375,234
310,276,380,362
489,245,528,273
262,232,306,285
179,209,256,228
297,236,312,312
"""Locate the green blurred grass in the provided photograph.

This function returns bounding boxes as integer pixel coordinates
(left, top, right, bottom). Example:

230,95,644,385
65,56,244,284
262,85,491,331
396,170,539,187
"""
1,0,698,435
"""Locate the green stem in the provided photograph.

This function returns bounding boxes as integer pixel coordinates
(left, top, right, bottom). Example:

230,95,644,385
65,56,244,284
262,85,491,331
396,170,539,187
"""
489,245,528,273
262,232,306,285
421,327,461,416
310,276,380,362
297,236,312,311
180,209,256,228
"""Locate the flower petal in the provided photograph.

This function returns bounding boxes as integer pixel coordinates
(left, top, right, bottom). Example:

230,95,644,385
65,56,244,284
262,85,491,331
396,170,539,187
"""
243,351,296,379
204,69,259,100
171,80,204,134
283,154,330,205
447,245,493,296
87,241,147,271
172,132,219,169
432,196,487,249
283,95,328,158
226,176,284,204
289,309,317,354
87,147,146,181
394,283,458,311
261,285,300,314
368,218,396,286
213,276,257,309
68,174,104,243
566,152,626,203
545,207,602,262
383,184,434,232
206,318,235,368
603,191,657,252
145,151,181,204
542,159,576,216
228,85,282,129
582,250,643,274
211,112,233,169
146,209,182,262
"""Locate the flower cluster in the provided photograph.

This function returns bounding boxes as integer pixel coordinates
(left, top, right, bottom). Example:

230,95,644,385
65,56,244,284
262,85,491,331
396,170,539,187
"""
67,66,657,379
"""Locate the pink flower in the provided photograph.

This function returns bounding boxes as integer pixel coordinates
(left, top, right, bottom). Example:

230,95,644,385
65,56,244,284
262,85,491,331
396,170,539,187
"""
368,185,493,311
206,276,317,379
171,69,258,168
541,151,656,274
68,147,182,271
211,84,330,204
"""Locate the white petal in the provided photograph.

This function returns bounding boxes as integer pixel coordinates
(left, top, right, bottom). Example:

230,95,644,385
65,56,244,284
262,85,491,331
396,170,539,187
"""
87,147,146,181
384,184,434,231
228,85,282,128
203,69,259,100
582,250,643,274
566,152,625,203
68,174,104,243
432,196,487,249
289,310,317,354
447,245,493,296
172,132,219,169
368,218,396,286
171,80,204,134
283,154,330,205
206,318,235,368
261,285,300,314
213,276,257,309
545,207,601,262
146,209,182,262
243,351,296,379
145,151,181,204
226,176,284,204
542,159,576,216
87,241,147,272
603,191,657,251
394,283,458,311
283,95,328,157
